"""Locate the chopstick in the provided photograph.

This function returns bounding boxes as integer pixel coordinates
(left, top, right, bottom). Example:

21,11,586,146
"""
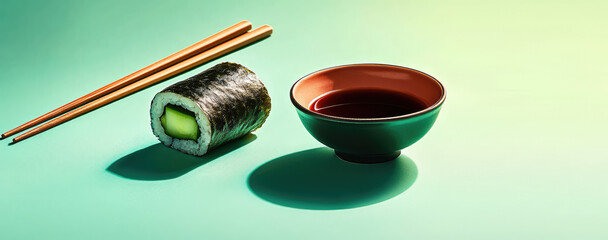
10,25,273,144
1,20,253,140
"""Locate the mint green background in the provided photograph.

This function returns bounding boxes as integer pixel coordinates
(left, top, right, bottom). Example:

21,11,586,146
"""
1,0,607,239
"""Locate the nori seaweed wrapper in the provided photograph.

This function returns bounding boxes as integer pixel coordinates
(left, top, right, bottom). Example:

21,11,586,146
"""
157,62,270,150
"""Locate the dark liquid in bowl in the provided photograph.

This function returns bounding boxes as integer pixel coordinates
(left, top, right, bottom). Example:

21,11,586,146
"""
309,88,427,118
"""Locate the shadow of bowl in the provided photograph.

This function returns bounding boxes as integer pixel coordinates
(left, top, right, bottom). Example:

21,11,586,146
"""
247,147,417,210
107,134,256,181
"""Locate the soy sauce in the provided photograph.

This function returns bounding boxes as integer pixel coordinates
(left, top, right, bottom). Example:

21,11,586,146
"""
309,88,427,118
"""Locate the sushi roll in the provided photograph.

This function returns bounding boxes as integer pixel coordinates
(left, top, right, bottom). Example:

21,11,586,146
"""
150,62,271,156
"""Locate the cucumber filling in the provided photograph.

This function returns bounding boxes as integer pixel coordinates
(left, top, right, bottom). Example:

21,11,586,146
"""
160,104,199,140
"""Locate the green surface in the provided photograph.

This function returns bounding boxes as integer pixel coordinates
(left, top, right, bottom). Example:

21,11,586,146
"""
1,0,607,239
161,105,199,140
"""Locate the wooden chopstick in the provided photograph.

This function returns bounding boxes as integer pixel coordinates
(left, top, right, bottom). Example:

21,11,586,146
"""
1,20,252,140
11,25,273,143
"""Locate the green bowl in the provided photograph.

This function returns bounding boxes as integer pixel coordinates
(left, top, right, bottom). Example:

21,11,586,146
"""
290,64,446,163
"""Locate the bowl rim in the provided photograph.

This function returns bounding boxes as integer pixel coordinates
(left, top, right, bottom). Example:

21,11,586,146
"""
290,63,446,122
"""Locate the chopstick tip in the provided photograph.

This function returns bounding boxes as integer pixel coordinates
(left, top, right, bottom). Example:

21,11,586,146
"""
10,136,23,145
262,25,273,32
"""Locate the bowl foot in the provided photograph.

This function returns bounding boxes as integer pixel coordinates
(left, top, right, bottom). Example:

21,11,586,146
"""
334,151,400,164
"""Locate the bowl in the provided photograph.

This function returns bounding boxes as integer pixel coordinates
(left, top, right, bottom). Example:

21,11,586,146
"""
290,63,446,163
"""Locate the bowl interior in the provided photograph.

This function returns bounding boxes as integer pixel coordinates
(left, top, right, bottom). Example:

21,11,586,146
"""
292,64,444,116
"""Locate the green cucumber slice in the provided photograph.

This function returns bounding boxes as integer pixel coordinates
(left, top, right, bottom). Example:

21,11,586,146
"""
160,104,199,140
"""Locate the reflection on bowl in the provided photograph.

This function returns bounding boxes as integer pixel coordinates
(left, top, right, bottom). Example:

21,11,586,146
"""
290,64,446,163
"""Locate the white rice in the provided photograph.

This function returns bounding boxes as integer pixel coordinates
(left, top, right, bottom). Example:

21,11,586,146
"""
150,92,213,156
